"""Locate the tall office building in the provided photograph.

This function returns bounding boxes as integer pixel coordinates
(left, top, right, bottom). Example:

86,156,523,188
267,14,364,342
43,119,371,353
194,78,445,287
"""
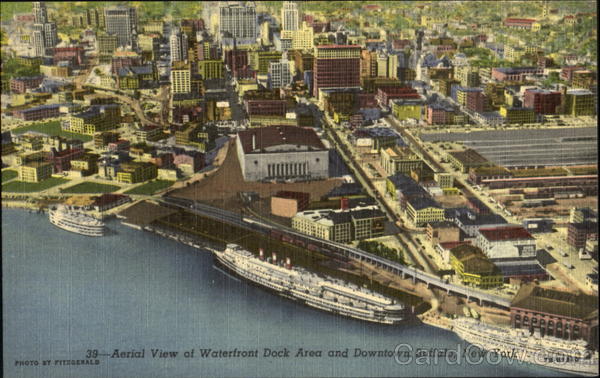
313,45,361,96
32,29,45,57
97,33,119,56
31,21,57,57
170,62,192,94
281,2,299,31
269,59,293,89
43,22,58,47
218,1,257,43
169,27,189,63
33,1,48,23
31,1,58,57
104,6,137,47
281,21,314,51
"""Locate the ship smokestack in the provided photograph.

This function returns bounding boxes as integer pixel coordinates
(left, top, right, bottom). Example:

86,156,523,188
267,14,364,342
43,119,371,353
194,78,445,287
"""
285,257,292,269
272,252,277,264
259,248,264,260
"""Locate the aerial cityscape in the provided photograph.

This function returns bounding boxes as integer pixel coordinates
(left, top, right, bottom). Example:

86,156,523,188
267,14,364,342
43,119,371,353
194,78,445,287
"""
1,1,598,377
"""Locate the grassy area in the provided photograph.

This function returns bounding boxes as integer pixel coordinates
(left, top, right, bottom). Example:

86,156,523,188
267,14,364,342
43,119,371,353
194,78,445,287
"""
0,2,31,21
2,177,69,193
2,169,18,183
124,180,174,195
12,121,93,142
60,182,121,194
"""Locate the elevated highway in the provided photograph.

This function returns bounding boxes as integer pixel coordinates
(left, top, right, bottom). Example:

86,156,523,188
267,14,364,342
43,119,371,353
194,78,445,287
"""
160,196,512,309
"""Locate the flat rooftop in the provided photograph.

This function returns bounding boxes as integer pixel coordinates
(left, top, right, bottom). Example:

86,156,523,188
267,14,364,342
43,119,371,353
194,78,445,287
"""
422,127,597,168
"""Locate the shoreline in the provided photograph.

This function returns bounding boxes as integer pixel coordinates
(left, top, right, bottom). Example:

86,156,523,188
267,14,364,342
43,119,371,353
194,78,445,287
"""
2,200,46,211
4,205,596,376
122,216,457,331
0,202,468,336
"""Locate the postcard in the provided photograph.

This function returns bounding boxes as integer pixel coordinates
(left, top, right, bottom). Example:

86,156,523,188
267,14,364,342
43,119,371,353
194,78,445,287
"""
2,1,598,377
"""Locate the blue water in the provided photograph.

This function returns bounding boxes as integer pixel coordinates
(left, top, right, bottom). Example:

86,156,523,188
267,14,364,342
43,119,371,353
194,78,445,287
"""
2,209,570,377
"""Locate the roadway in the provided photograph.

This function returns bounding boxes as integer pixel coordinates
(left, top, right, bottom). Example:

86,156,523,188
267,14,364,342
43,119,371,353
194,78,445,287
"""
321,114,436,274
387,115,524,225
82,84,162,127
159,196,512,308
386,115,443,171
158,85,170,126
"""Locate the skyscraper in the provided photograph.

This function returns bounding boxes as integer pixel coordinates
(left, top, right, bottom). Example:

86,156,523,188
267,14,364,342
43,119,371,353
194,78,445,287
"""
170,27,189,63
281,21,313,51
43,22,58,48
30,1,58,57
313,45,361,96
31,21,57,57
218,1,257,43
33,1,48,23
269,58,293,89
32,29,45,57
170,61,192,94
104,6,137,47
281,2,299,31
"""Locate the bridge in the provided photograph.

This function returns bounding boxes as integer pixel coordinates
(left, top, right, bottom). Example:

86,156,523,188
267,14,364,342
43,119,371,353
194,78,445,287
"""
160,196,512,309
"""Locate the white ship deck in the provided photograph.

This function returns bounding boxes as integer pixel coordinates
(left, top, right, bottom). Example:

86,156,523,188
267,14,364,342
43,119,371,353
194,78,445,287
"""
216,244,406,324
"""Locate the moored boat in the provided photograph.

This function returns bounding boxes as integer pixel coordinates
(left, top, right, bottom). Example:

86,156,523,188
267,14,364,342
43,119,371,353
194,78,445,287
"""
49,205,105,237
453,316,599,376
213,243,407,325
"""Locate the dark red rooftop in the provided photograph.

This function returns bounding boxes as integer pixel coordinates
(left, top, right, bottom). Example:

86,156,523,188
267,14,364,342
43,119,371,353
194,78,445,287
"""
479,226,534,241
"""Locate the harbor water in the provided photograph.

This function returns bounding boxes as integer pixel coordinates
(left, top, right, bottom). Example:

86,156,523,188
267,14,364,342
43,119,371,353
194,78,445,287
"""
2,209,571,377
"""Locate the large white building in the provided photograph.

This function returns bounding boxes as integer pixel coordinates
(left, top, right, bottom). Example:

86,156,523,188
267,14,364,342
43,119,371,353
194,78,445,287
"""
104,6,137,47
169,27,189,63
475,226,537,259
218,1,257,44
31,22,58,57
292,205,386,243
269,58,293,89
281,1,299,31
31,29,46,57
30,3,58,57
280,21,314,51
236,126,329,182
33,2,48,23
